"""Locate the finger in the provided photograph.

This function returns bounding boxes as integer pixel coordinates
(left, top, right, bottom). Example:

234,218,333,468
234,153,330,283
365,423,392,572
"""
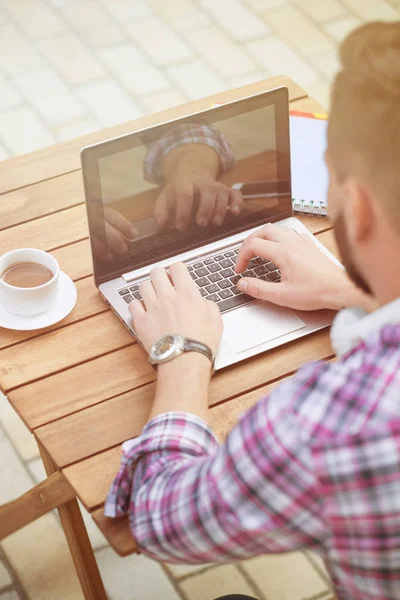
104,222,129,255
237,277,284,304
235,237,281,273
150,267,174,297
129,299,146,322
104,207,136,240
229,187,244,216
169,261,197,292
212,187,229,226
154,187,172,229
175,181,195,230
196,185,218,227
140,279,157,309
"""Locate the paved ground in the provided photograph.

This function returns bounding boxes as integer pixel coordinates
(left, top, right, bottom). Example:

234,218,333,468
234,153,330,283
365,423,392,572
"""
1,0,400,598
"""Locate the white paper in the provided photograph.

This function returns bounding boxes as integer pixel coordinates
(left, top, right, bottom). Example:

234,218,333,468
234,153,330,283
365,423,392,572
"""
289,116,329,210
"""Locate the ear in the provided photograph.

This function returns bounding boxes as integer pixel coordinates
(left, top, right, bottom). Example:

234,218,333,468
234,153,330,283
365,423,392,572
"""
343,178,375,243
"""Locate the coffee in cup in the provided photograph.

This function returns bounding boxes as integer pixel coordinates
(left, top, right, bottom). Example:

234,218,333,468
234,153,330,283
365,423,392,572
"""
1,262,54,288
0,249,60,316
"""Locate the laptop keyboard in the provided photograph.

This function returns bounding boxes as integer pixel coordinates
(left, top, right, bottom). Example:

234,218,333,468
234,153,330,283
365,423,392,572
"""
117,245,281,314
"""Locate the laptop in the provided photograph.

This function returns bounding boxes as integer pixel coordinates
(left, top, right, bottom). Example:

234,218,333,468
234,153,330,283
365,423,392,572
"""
81,86,338,370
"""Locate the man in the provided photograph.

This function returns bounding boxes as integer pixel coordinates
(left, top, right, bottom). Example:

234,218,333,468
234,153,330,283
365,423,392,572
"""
105,22,400,600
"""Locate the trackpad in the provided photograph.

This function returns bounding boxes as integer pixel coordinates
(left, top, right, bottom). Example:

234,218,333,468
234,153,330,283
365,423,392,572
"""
223,301,306,353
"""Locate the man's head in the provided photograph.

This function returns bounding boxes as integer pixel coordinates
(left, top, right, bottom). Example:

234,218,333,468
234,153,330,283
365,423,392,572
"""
326,21,400,301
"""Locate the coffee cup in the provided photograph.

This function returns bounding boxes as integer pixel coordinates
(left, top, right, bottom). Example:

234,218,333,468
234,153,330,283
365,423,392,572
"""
0,248,59,316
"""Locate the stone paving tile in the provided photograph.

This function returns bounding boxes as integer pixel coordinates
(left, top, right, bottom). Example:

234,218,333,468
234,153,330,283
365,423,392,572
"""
0,106,55,155
166,563,213,578
14,70,86,125
149,0,210,31
77,79,142,127
265,6,334,56
4,0,65,40
100,0,153,22
242,552,329,600
36,33,106,85
54,118,100,142
127,17,192,66
0,591,21,600
201,0,270,41
186,26,257,77
61,1,125,48
310,49,341,82
340,0,399,20
0,559,12,589
323,14,362,43
245,0,288,11
247,37,319,86
0,74,22,112
0,23,45,75
291,0,346,22
180,564,257,600
100,43,169,96
96,550,181,600
167,60,227,100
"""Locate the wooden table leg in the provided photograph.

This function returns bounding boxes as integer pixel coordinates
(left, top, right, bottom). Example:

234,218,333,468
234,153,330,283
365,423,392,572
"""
39,444,108,600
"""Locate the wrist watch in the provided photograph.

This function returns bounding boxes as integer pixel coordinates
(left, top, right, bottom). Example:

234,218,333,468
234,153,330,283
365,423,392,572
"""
148,334,215,369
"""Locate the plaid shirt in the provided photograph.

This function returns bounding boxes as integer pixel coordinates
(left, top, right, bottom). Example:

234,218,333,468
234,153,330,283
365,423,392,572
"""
144,122,235,184
105,299,400,600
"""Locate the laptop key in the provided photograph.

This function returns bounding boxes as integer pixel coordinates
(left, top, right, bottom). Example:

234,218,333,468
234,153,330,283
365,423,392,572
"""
266,262,279,272
208,272,222,283
214,255,225,261
207,293,220,303
204,258,214,265
188,265,194,271
230,275,241,285
256,257,269,265
221,268,235,278
218,289,234,300
208,263,222,273
217,292,254,312
248,259,258,269
254,265,268,276
190,272,197,280
234,249,240,254
196,277,209,287
224,251,234,257
129,285,139,292
242,270,254,278
123,294,133,303
260,274,269,281
206,283,220,294
194,262,204,269
200,288,208,297
118,288,130,296
218,279,231,290
133,291,142,300
232,286,242,295
268,271,280,282
195,267,209,277
220,258,234,268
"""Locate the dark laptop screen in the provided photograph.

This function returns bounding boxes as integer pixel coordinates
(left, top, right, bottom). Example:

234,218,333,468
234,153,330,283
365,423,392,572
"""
81,87,292,286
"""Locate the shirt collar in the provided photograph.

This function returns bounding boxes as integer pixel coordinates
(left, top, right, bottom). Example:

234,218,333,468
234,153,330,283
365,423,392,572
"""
330,297,400,357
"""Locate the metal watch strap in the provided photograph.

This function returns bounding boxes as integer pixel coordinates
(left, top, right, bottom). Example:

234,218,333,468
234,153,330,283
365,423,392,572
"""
182,337,215,367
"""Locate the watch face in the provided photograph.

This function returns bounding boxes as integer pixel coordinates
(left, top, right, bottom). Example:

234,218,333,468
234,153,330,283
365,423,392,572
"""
154,334,175,357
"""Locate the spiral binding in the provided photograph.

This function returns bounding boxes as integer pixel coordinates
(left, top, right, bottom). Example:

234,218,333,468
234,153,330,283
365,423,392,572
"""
292,198,327,217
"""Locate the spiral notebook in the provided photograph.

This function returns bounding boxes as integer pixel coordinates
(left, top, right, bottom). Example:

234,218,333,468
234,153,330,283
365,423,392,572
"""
289,111,329,217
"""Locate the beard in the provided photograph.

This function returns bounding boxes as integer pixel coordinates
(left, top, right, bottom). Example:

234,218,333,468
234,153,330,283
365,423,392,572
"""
333,211,372,295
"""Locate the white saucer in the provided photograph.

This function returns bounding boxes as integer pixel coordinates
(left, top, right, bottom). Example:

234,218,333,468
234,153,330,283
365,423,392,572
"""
0,271,77,331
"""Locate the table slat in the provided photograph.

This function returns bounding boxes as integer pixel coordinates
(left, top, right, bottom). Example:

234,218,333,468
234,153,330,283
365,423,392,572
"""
0,77,306,195
0,171,83,231
0,311,133,392
35,327,334,468
0,204,87,256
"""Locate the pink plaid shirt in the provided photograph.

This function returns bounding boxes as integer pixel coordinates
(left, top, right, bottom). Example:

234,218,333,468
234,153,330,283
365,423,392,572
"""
105,299,400,600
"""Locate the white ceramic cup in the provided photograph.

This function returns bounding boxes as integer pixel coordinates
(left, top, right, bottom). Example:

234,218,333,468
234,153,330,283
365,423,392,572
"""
0,248,59,316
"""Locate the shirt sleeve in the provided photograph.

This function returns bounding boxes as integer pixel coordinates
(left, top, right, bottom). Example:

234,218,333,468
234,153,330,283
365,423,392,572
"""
104,367,328,564
144,122,236,184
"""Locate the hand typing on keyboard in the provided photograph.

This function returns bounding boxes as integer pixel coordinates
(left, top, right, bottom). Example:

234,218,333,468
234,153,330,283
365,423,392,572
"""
129,262,222,355
235,223,358,311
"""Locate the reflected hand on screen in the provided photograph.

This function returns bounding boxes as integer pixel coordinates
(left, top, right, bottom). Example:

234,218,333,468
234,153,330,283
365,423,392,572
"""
92,207,136,260
154,143,243,231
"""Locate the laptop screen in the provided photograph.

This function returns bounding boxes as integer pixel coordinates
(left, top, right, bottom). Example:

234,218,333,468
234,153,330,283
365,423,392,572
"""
81,87,292,285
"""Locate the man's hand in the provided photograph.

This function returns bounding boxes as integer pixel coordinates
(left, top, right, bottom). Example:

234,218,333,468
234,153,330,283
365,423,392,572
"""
235,224,375,312
155,144,243,231
129,262,223,354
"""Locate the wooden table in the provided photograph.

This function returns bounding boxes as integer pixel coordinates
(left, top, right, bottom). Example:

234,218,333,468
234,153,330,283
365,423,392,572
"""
0,76,338,600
